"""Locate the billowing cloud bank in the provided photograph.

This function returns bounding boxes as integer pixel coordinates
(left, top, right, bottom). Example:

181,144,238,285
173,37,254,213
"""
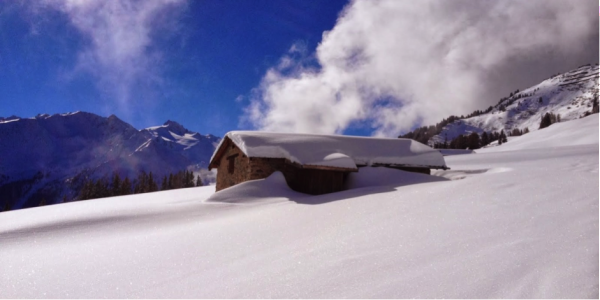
244,0,598,136
38,0,186,113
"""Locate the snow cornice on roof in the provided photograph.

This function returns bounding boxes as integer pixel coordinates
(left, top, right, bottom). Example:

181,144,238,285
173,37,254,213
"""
209,131,448,171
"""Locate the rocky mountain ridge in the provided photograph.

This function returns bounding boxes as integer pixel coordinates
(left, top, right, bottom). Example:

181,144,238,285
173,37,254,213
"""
399,64,599,147
0,112,220,209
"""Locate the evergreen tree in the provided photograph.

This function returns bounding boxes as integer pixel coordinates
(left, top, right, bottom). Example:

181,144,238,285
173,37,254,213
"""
499,130,507,144
523,127,530,134
161,176,168,191
79,177,95,200
142,172,149,193
135,171,148,194
456,135,467,149
168,174,173,190
186,171,195,188
196,175,203,187
467,132,480,149
121,177,132,195
148,172,158,192
3,201,11,212
481,132,489,146
111,173,121,196
498,131,504,145
183,171,190,188
173,171,184,189
539,113,552,129
93,178,110,199
448,138,456,149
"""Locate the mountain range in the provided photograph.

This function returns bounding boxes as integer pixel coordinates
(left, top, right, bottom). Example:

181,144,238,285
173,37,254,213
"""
0,112,220,209
2,64,597,211
400,64,599,146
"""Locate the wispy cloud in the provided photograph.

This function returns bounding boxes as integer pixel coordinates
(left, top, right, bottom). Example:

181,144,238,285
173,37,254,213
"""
244,0,598,136
37,0,186,115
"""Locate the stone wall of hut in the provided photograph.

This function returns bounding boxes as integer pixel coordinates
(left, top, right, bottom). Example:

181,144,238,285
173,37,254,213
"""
247,157,289,181
249,157,347,195
215,143,250,191
215,143,432,194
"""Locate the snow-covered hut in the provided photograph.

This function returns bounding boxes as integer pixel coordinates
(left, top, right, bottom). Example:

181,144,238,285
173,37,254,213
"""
208,131,448,195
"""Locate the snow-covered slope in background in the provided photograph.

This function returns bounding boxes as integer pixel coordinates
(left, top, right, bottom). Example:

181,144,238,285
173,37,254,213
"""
431,64,598,144
0,116,597,298
477,114,599,153
0,112,220,208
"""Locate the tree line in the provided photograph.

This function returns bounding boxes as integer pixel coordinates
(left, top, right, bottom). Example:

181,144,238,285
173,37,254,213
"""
539,112,560,129
79,170,203,201
399,87,538,145
399,69,598,147
433,127,532,150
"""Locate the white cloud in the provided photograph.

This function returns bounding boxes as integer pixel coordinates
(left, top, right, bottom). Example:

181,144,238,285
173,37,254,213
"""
244,0,598,137
39,0,186,114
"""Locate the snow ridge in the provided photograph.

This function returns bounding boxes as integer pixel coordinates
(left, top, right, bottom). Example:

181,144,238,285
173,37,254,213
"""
430,64,599,145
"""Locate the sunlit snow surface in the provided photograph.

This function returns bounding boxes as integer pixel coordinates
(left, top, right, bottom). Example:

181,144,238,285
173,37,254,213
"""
1,116,598,298
217,131,447,169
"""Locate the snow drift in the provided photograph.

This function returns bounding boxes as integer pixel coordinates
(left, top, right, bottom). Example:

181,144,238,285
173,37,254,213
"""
0,115,597,298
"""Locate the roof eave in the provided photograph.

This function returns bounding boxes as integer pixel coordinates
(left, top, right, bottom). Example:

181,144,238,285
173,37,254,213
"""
208,137,232,170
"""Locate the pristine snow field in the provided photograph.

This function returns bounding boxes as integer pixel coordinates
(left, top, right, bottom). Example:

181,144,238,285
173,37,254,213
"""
1,116,598,298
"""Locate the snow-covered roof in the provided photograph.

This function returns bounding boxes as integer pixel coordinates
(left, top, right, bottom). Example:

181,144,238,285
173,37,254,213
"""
209,131,448,170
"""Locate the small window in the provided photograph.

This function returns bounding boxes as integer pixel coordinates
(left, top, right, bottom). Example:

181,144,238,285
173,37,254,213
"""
227,154,239,174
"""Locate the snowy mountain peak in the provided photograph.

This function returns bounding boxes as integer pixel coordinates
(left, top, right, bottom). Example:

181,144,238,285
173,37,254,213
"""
0,115,20,122
0,111,220,209
106,114,133,129
163,120,189,135
35,113,50,119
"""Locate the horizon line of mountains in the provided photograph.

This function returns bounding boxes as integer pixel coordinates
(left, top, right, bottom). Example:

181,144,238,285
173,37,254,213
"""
1,63,598,211
0,112,220,210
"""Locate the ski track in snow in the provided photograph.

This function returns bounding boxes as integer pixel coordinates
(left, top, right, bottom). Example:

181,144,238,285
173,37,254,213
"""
0,116,598,298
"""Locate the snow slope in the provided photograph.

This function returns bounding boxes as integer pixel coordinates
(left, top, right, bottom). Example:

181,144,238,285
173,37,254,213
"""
0,116,597,298
477,114,599,153
431,64,599,144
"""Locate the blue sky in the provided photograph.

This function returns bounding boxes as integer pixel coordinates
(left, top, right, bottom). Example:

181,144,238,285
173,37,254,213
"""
0,0,597,137
0,0,349,136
